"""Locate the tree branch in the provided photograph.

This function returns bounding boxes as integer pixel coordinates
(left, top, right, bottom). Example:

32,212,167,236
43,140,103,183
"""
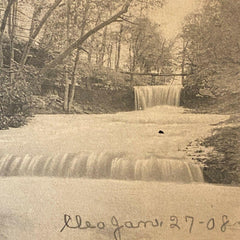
45,0,133,70
19,0,62,67
119,16,137,25
0,0,17,67
0,0,17,37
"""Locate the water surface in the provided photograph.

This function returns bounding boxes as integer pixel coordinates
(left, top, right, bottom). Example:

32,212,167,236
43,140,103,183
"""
0,106,227,181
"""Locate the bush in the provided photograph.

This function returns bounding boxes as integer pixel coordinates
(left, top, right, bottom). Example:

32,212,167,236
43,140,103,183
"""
76,63,130,90
0,71,33,130
202,126,240,184
0,114,9,130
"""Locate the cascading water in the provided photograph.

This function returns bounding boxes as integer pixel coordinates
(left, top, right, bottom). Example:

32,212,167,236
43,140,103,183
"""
134,85,182,110
0,85,223,183
0,152,204,182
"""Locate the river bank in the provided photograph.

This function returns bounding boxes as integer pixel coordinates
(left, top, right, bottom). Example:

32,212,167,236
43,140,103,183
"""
182,93,240,185
2,84,239,185
185,118,240,185
33,85,134,114
0,106,226,182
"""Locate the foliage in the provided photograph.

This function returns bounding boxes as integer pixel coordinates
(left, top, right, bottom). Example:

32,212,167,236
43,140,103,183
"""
0,0,167,123
84,64,129,88
202,126,240,184
127,17,173,73
2,36,50,69
61,62,129,89
0,114,9,130
41,0,125,52
0,71,33,129
182,0,240,97
40,0,166,68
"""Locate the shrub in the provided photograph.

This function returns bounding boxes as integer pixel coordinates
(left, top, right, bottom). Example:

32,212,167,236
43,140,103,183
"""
202,126,240,184
0,71,33,130
76,63,130,90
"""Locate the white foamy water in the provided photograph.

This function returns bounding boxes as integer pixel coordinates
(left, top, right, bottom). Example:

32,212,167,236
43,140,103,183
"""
0,101,238,240
134,85,182,109
0,106,227,182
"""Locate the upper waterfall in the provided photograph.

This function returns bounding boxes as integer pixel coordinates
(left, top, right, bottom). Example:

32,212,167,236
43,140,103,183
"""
134,85,182,110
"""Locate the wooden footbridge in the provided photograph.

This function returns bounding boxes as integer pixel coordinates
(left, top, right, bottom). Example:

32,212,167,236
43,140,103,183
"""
121,71,188,85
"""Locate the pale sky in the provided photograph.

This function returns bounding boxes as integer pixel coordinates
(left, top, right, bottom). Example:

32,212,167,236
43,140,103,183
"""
150,0,202,39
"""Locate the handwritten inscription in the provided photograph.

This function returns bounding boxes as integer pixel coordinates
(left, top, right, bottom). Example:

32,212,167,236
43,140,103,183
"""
60,214,240,240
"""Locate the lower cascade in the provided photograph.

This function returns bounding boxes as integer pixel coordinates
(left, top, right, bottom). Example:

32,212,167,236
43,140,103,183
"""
134,85,182,110
0,152,204,182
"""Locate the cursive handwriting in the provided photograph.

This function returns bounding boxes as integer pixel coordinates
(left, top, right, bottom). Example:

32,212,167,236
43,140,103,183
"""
60,214,105,232
60,214,240,240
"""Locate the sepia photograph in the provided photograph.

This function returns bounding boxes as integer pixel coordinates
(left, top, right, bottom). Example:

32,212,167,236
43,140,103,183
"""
0,0,240,239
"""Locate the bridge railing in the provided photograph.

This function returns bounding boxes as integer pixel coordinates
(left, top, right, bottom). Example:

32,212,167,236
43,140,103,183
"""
120,71,188,86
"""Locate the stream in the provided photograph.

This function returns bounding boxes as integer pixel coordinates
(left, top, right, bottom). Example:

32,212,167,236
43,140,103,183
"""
0,86,239,240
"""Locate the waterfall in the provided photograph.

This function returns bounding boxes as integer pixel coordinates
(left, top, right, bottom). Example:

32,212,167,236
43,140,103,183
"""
0,152,204,182
0,84,208,183
134,85,182,110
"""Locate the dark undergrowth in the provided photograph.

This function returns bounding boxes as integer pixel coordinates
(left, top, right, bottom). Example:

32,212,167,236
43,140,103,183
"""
201,125,240,185
0,72,33,130
182,92,240,185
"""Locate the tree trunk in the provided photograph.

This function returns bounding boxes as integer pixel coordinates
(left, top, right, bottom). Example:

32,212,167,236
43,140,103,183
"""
45,0,132,70
182,40,188,84
63,66,70,111
115,24,123,70
129,39,137,73
99,27,107,66
114,39,118,69
63,0,70,112
88,41,92,63
107,43,113,68
129,41,132,71
68,0,90,112
19,0,62,69
9,1,18,82
68,49,80,112
0,0,17,68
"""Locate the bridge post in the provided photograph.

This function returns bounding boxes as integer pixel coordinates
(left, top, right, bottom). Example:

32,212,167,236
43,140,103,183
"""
130,73,134,86
151,75,155,85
